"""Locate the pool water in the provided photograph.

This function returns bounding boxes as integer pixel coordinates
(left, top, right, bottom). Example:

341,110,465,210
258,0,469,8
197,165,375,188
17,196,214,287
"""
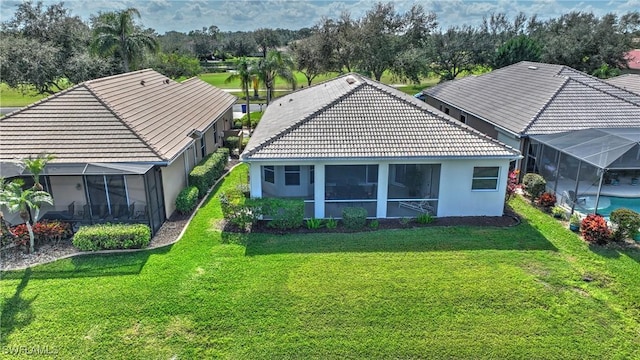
595,196,640,217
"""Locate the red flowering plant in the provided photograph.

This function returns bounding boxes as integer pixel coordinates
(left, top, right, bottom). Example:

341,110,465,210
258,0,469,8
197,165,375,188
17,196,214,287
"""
9,220,73,247
581,214,612,245
505,169,520,201
538,192,557,209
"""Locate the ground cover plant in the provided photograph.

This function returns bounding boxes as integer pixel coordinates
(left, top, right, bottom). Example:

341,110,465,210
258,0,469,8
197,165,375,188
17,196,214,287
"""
1,165,639,359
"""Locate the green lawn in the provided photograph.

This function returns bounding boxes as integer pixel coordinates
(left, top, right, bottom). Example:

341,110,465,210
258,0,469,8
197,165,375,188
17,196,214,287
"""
0,83,48,107
2,165,639,358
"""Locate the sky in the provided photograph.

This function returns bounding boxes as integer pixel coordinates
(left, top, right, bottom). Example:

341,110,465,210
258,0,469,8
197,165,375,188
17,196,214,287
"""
0,0,638,34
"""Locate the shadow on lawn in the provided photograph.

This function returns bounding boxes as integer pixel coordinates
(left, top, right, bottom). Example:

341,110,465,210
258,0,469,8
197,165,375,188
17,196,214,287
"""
1,245,172,281
243,217,557,256
588,243,640,264
0,268,35,347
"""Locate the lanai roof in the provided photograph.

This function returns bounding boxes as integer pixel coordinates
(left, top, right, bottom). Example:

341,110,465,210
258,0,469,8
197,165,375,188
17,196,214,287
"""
241,74,519,161
424,61,640,136
0,69,236,165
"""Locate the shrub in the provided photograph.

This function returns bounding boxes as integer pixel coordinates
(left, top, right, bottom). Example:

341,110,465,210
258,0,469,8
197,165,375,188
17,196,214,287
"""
551,206,566,220
306,218,323,230
506,169,520,200
399,217,411,226
522,173,546,201
219,188,258,230
369,219,379,229
342,207,367,230
257,198,304,230
176,186,199,214
9,220,73,246
581,214,611,245
416,213,435,224
610,208,640,240
224,136,240,151
538,192,557,208
72,223,151,251
189,148,229,197
325,217,338,229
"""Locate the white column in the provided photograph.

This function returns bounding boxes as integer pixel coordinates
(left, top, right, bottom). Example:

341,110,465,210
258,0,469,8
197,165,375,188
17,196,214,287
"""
314,164,325,218
377,163,389,218
249,163,262,198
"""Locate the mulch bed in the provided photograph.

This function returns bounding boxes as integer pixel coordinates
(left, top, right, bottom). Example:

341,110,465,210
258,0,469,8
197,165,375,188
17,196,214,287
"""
223,207,520,235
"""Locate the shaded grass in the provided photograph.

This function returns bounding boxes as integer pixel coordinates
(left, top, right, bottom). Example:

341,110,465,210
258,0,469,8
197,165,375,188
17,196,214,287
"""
0,83,48,107
1,166,639,359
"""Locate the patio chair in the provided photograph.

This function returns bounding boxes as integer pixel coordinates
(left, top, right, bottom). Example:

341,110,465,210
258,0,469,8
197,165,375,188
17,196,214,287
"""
399,201,434,214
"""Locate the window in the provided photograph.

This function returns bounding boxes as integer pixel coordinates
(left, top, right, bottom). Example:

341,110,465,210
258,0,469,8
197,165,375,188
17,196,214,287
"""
199,138,206,158
264,166,274,184
310,166,314,184
213,125,218,147
472,167,499,190
460,114,466,123
444,107,450,115
285,166,300,185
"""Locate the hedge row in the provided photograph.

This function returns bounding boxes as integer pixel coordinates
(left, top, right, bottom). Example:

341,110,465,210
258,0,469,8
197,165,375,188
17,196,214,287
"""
219,189,304,230
176,186,199,214
72,223,151,251
188,148,230,198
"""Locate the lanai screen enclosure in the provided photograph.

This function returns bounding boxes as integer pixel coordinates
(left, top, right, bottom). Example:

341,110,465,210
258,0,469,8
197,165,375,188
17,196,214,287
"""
526,128,640,216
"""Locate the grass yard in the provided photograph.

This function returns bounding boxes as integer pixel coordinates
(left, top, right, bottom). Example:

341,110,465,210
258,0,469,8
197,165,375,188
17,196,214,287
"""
0,83,49,107
2,165,639,359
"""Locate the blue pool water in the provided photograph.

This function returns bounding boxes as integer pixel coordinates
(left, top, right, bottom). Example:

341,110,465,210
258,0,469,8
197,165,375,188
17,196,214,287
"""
595,197,640,217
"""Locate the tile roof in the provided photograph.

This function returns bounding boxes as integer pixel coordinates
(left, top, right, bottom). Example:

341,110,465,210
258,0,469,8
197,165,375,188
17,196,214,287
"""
0,69,236,164
606,74,640,95
424,61,640,135
242,74,519,161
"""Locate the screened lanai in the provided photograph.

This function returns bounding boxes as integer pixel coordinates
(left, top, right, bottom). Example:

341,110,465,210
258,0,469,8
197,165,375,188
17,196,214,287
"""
527,128,640,216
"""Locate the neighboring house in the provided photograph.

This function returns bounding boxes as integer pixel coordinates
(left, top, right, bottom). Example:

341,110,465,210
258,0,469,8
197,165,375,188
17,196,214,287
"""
606,74,640,95
0,69,236,234
622,49,640,74
423,61,640,214
240,74,520,219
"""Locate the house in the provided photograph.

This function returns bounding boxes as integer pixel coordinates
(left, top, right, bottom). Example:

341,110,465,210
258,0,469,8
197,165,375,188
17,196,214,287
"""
0,69,236,234
606,74,640,95
423,61,640,214
240,74,520,219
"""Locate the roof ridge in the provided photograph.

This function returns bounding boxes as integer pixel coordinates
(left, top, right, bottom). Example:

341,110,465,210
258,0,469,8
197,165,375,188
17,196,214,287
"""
370,81,519,154
556,66,640,106
84,82,165,160
521,77,570,135
0,83,86,120
85,69,156,85
243,79,366,158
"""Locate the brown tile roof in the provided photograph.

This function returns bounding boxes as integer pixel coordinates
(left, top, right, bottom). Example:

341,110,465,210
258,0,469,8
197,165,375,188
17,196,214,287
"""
424,61,640,135
0,69,236,164
242,74,519,161
606,74,640,95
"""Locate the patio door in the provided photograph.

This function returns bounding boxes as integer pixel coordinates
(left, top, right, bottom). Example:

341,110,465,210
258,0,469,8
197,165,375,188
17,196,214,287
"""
85,175,127,219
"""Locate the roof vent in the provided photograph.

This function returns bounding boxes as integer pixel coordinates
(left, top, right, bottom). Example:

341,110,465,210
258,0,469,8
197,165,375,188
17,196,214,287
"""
164,79,170,84
527,66,538,70
140,80,146,86
345,75,357,84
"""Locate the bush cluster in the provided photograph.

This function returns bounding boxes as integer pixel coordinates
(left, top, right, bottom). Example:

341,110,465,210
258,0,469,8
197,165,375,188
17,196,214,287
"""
219,188,258,230
538,192,557,208
610,208,640,240
72,223,151,251
176,186,199,214
260,198,304,230
224,136,240,151
581,214,611,245
342,207,367,230
188,148,229,198
522,173,546,201
8,220,73,247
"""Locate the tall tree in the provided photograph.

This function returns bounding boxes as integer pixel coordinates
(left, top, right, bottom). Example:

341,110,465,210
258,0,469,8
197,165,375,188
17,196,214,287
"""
225,57,256,131
151,53,202,79
427,26,478,81
290,36,325,86
91,8,159,72
392,4,437,83
257,50,296,105
492,34,541,69
253,28,280,58
0,1,112,94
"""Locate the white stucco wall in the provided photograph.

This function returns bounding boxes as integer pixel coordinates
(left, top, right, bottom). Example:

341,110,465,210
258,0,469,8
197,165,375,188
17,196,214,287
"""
437,159,510,217
162,152,189,217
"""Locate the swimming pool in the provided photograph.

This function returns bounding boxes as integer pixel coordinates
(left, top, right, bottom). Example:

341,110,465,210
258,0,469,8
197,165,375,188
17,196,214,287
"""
590,196,640,217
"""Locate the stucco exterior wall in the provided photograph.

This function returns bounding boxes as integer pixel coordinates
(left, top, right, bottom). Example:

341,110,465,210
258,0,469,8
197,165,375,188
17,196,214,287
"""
162,152,188,217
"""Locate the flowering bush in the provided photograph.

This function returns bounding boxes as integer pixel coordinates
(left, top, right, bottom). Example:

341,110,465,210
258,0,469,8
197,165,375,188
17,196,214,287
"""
538,192,557,208
505,169,520,200
581,214,611,245
9,220,73,247
522,173,546,201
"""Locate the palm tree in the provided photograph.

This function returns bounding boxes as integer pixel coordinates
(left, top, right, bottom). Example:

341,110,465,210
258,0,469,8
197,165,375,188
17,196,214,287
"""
92,8,158,72
23,153,55,191
225,57,256,132
257,50,297,105
0,179,53,254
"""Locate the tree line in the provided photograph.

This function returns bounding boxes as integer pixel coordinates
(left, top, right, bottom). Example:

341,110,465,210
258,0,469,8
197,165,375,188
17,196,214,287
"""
1,1,638,96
